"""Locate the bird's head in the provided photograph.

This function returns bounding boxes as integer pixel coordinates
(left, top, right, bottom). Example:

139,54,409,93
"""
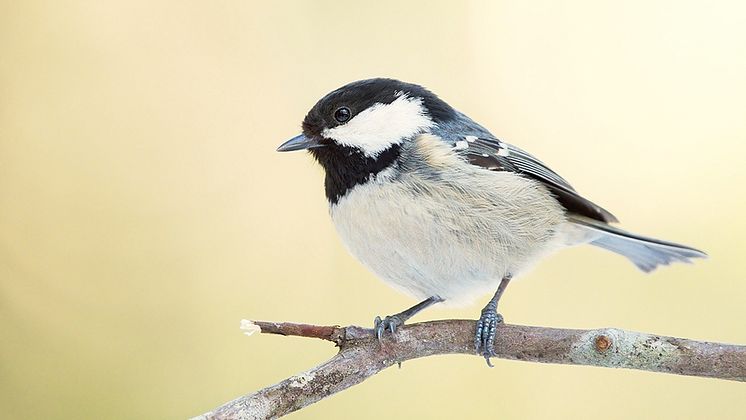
278,78,455,158
277,78,456,203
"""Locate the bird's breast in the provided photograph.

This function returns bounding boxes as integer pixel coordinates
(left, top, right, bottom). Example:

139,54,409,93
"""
328,168,566,306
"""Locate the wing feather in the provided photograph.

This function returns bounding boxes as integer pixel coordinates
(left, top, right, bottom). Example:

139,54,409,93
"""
456,136,618,223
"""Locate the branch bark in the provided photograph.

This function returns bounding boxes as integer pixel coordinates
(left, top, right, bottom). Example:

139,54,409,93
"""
194,320,746,419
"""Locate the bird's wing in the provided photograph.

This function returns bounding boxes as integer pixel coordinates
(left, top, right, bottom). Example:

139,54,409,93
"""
452,136,618,223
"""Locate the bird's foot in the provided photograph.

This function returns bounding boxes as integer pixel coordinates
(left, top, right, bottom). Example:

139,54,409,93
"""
371,297,444,342
374,314,404,341
475,306,503,367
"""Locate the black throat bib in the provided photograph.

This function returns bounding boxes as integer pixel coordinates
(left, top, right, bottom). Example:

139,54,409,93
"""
310,144,400,204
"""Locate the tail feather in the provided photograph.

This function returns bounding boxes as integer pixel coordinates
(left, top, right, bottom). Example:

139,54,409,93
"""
569,216,707,272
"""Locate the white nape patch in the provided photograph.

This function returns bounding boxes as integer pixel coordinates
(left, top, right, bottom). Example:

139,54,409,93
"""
453,140,469,150
321,95,434,157
240,319,260,336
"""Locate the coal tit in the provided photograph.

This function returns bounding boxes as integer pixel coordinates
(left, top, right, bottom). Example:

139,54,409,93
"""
277,78,706,365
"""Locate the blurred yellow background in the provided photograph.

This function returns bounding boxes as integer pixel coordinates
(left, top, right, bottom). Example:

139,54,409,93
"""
1,1,745,419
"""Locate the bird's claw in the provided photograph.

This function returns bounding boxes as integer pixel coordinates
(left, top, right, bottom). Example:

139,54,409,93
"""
374,315,404,341
475,307,503,367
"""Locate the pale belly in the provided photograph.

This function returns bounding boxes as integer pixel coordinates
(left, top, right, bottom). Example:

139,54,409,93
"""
330,170,568,306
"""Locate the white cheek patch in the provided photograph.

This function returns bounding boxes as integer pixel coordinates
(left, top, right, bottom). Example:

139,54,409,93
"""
321,95,434,157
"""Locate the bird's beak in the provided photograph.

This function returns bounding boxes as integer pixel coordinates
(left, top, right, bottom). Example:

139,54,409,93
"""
276,134,325,152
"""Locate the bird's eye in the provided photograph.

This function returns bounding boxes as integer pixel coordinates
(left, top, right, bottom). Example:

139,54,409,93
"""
334,107,351,123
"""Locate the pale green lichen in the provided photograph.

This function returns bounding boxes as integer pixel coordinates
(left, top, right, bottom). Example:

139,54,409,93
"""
289,371,316,388
570,328,681,370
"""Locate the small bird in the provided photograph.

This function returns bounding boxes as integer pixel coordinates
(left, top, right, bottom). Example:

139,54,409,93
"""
277,78,706,365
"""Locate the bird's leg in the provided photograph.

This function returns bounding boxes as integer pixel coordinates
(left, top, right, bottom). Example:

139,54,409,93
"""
475,274,512,367
374,296,443,340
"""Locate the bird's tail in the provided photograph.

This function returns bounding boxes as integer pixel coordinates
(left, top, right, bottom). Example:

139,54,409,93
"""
569,216,707,273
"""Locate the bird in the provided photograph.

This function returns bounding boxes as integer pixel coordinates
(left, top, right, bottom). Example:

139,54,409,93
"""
277,78,706,365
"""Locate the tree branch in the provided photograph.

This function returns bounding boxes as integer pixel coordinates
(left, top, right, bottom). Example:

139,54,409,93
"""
194,320,746,419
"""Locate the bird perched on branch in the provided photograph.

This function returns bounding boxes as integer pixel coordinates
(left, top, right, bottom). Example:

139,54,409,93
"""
277,78,706,365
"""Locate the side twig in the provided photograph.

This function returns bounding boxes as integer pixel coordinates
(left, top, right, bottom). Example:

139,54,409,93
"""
194,320,746,419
